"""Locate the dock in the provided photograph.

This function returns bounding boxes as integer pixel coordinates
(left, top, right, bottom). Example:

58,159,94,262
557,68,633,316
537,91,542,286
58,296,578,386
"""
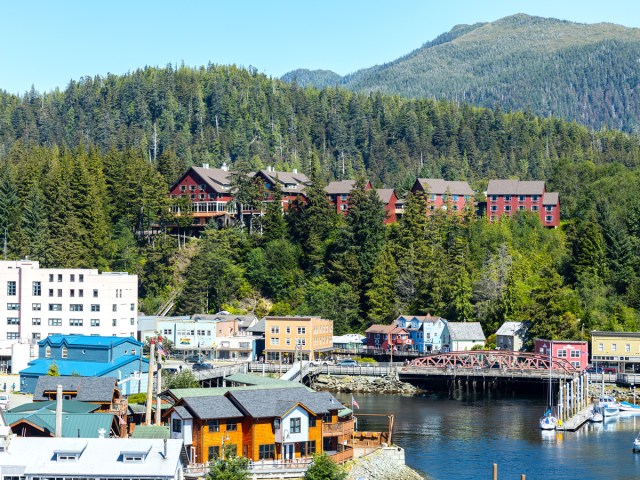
557,405,592,431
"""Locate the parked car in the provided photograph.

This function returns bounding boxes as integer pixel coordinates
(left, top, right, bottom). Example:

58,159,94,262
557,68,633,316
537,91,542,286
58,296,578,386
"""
309,359,334,366
162,367,179,376
184,355,204,363
337,359,358,366
585,366,603,373
603,367,617,374
0,394,9,410
192,362,214,371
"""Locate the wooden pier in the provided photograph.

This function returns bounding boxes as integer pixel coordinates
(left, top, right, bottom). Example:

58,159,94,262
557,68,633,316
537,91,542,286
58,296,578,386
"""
556,405,592,431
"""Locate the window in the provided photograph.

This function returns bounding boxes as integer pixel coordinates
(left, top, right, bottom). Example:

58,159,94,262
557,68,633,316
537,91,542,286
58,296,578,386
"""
57,289,62,297
113,304,117,312
557,349,567,358
545,206,554,212
518,195,526,202
504,205,512,212
286,326,291,334
571,361,580,369
70,274,75,282
93,289,99,298
45,346,51,357
49,304,62,311
570,350,580,358
70,289,74,297
290,417,301,434
122,452,145,463
7,281,16,296
226,421,238,432
297,327,306,335
225,444,238,457
208,446,220,461
7,303,19,310
180,185,186,192
612,344,617,352
49,289,54,297
270,338,280,345
7,318,19,325
296,338,306,346
207,420,219,432
78,289,83,298
79,274,84,283
32,318,41,325
49,274,54,282
32,333,41,341
309,416,316,428
518,205,525,211
172,419,182,433
598,343,603,351
532,205,539,211
452,195,459,201
90,304,100,312
300,441,316,456
69,304,83,312
189,185,196,191
490,195,497,201
504,195,512,202
259,444,276,460
626,344,631,353
70,319,83,327
285,338,291,345
112,319,117,327
62,347,68,358
270,326,280,334
91,319,100,327
545,215,553,223
33,281,41,296
57,274,62,282
48,318,62,326
130,303,135,311
490,205,498,212
130,318,135,325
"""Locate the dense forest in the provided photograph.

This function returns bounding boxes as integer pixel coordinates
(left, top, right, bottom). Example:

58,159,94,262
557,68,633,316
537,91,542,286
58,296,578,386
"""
283,14,640,133
0,63,639,342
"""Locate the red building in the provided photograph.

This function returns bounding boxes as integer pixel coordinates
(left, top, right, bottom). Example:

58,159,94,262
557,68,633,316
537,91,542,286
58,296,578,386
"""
411,178,474,214
534,339,588,371
486,180,560,227
376,189,398,224
364,325,410,351
252,167,311,211
324,180,372,215
169,164,234,227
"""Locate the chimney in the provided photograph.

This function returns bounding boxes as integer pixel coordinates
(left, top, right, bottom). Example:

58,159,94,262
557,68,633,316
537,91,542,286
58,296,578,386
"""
292,168,298,174
202,163,209,169
221,162,228,172
163,438,168,459
98,428,106,439
55,384,63,437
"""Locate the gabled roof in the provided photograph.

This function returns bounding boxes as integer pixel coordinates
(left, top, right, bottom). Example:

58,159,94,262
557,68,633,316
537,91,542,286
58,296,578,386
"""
32,377,120,403
167,383,311,401
325,180,357,195
486,180,546,195
254,170,311,194
8,400,100,414
414,179,474,196
496,321,529,337
179,396,243,420
376,188,396,203
4,412,114,438
542,192,559,205
247,317,266,334
447,322,486,341
365,325,395,334
172,405,193,420
39,335,142,349
24,356,147,383
130,425,170,439
182,166,232,194
226,387,342,419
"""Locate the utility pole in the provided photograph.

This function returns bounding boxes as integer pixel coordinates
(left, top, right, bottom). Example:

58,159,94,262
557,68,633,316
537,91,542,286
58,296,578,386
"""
145,341,155,426
155,337,163,426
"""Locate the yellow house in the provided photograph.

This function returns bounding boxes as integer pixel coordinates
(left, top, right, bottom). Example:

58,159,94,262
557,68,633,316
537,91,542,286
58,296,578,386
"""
590,331,640,371
264,316,333,362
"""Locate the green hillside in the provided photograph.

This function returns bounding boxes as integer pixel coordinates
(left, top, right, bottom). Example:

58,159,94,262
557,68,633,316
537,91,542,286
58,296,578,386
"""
283,14,640,132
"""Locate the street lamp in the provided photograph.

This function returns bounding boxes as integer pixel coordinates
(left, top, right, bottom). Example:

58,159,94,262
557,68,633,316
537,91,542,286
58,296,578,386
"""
221,433,230,459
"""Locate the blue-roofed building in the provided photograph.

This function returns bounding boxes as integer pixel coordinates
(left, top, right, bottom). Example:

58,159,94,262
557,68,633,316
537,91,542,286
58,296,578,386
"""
19,335,149,395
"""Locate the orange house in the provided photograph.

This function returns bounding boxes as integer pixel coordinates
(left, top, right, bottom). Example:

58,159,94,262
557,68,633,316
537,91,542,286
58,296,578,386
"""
165,387,353,466
263,316,333,363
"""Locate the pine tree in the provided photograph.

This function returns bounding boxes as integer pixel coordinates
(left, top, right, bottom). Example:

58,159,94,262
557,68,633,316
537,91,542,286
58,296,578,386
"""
20,183,49,262
0,163,19,258
366,246,399,326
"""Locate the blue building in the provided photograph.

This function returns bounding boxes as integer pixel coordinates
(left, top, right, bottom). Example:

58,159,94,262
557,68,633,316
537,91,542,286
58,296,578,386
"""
19,335,149,394
395,314,449,353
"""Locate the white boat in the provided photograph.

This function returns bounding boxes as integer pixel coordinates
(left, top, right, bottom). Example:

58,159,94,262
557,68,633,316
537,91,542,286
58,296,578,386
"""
589,406,604,423
539,344,557,430
619,401,640,412
599,395,620,417
634,433,640,452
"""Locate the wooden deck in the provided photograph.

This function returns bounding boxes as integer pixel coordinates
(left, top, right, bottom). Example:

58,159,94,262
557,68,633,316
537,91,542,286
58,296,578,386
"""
557,405,592,432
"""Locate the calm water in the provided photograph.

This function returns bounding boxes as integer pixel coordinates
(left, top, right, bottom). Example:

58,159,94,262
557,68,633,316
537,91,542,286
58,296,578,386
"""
335,392,640,480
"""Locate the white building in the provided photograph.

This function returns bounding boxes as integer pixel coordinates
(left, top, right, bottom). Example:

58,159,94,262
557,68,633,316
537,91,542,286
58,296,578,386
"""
0,260,138,371
0,436,184,479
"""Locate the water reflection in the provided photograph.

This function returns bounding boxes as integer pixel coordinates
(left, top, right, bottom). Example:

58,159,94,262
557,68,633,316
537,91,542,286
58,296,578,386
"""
336,392,640,480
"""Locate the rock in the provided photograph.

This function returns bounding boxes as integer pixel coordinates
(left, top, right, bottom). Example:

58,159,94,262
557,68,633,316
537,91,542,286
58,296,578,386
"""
312,374,423,395
345,446,425,480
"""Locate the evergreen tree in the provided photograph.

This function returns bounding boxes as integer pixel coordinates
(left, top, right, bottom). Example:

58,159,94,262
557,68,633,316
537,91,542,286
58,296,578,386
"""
366,246,399,326
20,183,49,262
0,163,19,258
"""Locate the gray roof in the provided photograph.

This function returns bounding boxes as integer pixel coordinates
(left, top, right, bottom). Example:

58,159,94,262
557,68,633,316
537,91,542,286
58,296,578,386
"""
247,317,266,334
542,192,559,205
33,376,118,403
415,179,474,196
189,166,233,193
496,322,528,337
228,387,343,418
447,322,486,341
181,396,243,420
254,170,311,194
487,180,546,195
376,188,395,203
325,180,357,195
172,405,193,420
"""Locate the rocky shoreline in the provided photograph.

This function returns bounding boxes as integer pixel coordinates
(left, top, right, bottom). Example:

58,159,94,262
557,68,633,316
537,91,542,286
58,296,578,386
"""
312,373,423,395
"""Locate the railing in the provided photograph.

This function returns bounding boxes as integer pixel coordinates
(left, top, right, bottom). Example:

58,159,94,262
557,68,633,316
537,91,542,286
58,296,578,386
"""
327,447,354,464
322,419,355,437
193,362,248,381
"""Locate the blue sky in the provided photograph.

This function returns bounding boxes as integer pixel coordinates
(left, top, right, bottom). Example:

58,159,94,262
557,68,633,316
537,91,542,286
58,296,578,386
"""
1,0,639,94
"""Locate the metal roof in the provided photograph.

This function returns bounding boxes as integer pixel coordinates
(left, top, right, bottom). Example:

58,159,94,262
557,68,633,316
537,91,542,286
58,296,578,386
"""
224,373,295,387
22,356,148,378
4,412,114,438
8,400,99,414
130,425,170,439
39,335,142,348
496,322,528,336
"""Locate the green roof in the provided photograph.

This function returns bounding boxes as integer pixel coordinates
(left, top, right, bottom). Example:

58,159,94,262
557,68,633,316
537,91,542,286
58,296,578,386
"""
4,412,114,438
131,425,170,439
8,400,99,414
169,383,312,400
224,373,299,386
338,407,353,418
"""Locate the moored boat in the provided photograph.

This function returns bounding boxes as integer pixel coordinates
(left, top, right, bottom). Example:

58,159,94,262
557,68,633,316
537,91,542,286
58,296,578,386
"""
599,395,621,417
633,433,640,452
540,411,557,430
619,401,640,412
589,406,604,423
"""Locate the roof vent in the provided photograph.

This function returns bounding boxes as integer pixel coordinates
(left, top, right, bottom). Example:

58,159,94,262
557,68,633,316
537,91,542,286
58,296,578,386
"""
202,163,209,169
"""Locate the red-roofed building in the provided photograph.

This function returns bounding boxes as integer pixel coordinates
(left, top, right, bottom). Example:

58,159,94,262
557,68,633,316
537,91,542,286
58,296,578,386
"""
364,325,410,351
486,180,560,227
324,180,372,215
411,178,474,215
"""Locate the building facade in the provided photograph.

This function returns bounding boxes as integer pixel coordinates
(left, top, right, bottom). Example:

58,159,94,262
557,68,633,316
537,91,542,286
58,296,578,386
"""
535,338,588,371
395,315,449,353
364,325,411,351
496,321,529,351
444,322,485,351
376,189,398,224
486,180,560,227
263,317,333,362
411,178,474,214
590,331,640,372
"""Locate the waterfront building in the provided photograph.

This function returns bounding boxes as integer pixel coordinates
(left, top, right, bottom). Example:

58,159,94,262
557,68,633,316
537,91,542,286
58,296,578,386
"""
33,376,123,411
0,260,138,372
263,316,333,362
444,322,485,351
410,178,474,214
166,386,352,465
496,321,529,351
589,331,640,372
486,179,560,227
19,335,148,395
332,334,365,353
535,338,588,370
0,437,184,479
395,315,449,353
364,325,411,351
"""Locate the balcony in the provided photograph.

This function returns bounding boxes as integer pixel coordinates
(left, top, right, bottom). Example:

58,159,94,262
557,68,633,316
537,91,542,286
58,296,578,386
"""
327,446,354,464
322,419,355,438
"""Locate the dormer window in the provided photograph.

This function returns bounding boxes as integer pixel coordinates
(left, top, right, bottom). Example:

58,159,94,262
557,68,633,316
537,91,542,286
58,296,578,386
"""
121,450,148,463
55,448,85,462
45,346,51,358
62,346,68,358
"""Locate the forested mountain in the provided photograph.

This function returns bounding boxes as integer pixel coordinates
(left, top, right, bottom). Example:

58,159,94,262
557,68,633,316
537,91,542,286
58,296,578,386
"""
282,14,640,132
1,64,639,341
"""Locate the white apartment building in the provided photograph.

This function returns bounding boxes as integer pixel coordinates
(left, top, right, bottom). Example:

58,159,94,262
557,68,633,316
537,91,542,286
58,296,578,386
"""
0,260,138,371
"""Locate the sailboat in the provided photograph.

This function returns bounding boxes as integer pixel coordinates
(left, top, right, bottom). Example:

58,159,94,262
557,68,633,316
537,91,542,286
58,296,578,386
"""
539,343,558,430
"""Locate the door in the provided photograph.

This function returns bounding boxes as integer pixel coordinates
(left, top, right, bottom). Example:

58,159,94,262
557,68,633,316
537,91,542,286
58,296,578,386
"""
283,443,294,461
